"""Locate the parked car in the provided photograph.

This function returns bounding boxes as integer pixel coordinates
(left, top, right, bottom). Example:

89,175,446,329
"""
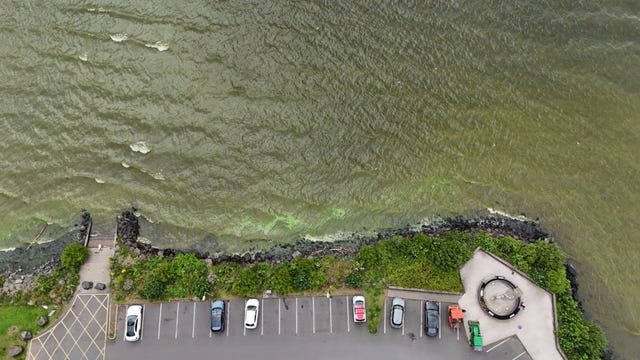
244,298,259,329
353,295,366,323
125,305,143,342
425,301,439,337
210,300,225,333
390,297,405,328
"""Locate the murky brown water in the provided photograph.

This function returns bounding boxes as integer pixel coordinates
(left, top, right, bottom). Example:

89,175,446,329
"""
1,1,638,357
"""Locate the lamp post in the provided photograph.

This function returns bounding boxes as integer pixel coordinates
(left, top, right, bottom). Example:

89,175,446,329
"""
202,292,212,302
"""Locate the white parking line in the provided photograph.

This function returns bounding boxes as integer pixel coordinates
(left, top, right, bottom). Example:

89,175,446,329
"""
261,298,264,336
157,303,162,340
295,298,299,334
420,300,423,337
383,298,387,334
512,351,527,360
175,302,180,339
192,302,196,338
226,301,230,337
329,297,332,334
486,338,510,352
278,298,281,335
346,296,350,333
438,302,442,339
312,296,315,334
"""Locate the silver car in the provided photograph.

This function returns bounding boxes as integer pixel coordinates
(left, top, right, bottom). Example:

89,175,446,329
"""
390,297,405,328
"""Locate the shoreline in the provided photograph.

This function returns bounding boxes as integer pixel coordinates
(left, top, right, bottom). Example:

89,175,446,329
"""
1,212,551,275
120,213,551,265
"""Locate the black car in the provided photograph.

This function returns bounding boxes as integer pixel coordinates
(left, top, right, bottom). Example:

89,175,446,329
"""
425,301,439,337
211,300,225,332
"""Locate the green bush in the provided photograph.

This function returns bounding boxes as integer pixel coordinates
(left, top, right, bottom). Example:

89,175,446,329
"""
140,277,167,300
167,254,210,298
232,265,262,297
266,263,293,295
290,257,320,292
210,263,238,293
61,243,89,270
345,272,363,288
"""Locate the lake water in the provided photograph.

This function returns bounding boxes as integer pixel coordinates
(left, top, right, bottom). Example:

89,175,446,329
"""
0,1,638,357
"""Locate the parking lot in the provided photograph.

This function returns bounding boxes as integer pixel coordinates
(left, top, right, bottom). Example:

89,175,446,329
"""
107,295,531,360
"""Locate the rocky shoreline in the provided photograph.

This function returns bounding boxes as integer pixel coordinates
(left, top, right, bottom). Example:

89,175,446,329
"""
119,211,552,265
0,210,91,294
2,209,581,307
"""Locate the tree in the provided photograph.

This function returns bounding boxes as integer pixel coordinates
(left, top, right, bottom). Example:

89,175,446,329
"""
61,243,89,270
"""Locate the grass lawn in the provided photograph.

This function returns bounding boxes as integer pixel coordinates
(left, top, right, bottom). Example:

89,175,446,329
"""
0,305,53,359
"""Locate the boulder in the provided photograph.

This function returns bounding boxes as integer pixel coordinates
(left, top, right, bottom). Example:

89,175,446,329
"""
37,316,48,327
95,283,106,290
81,281,93,290
8,345,23,357
20,331,32,340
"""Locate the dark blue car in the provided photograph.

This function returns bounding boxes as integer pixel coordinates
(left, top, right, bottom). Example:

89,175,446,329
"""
425,301,439,337
211,300,225,332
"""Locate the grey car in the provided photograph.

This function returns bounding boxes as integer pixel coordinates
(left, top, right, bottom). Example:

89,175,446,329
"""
390,297,405,328
210,300,225,333
425,301,439,337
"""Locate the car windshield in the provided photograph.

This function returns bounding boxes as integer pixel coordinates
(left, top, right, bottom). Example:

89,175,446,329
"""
247,305,257,311
355,300,364,307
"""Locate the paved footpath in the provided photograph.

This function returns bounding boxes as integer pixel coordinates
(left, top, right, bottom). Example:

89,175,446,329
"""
28,247,113,360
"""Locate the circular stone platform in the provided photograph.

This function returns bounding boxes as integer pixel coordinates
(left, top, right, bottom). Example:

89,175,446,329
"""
479,276,521,319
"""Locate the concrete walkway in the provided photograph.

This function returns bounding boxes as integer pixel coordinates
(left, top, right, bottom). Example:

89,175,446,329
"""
28,243,113,360
387,287,462,303
458,249,565,360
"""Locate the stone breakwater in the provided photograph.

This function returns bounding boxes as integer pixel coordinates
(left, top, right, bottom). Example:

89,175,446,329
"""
121,214,552,265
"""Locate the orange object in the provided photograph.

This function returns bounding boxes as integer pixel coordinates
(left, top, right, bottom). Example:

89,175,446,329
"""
448,305,464,329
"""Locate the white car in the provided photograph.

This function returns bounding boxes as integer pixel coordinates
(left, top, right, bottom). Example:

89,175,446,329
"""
390,297,405,328
124,305,143,342
353,295,366,323
244,298,259,329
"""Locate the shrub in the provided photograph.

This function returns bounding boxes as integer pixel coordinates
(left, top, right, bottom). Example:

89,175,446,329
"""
232,265,262,297
290,257,316,292
140,277,167,300
266,263,293,295
345,272,363,288
167,254,210,298
61,243,89,270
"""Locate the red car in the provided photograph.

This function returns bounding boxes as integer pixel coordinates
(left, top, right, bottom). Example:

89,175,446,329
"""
353,296,366,323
